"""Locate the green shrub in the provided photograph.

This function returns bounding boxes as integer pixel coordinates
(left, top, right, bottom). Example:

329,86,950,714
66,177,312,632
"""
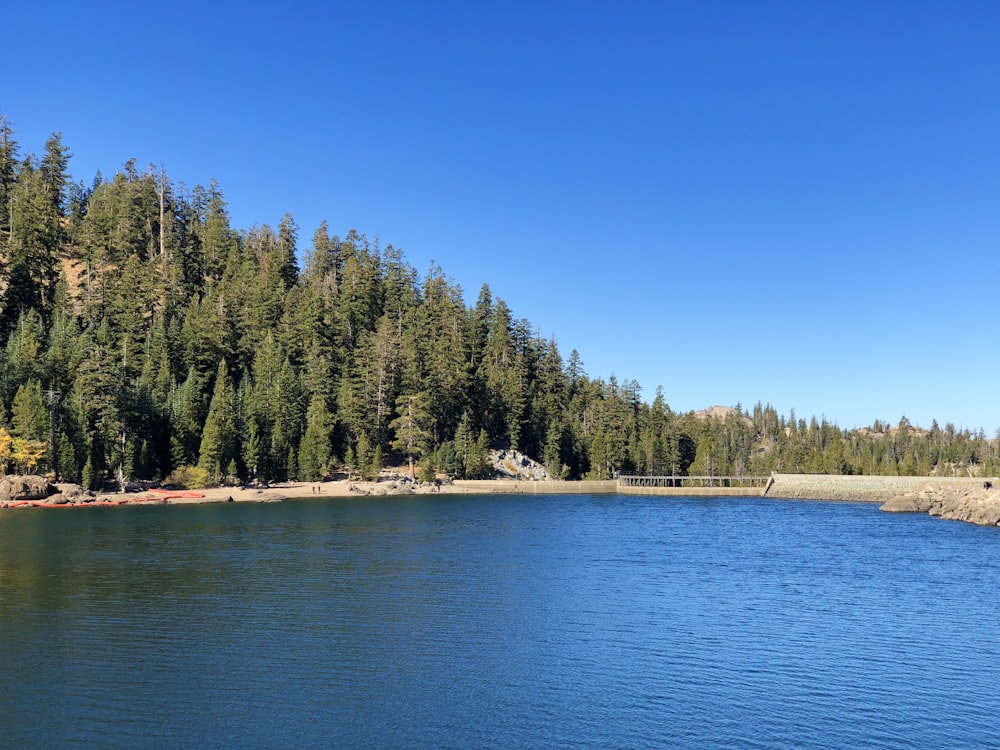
165,465,212,489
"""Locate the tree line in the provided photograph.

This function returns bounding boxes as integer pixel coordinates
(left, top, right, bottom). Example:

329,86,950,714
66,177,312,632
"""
1,116,996,488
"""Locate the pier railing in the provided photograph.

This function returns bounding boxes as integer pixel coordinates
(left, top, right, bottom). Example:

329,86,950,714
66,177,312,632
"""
618,475,769,489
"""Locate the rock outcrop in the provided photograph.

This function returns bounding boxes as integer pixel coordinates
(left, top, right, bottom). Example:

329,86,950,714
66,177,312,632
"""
880,484,1000,527
235,489,286,503
490,449,550,481
54,483,87,498
879,493,925,513
0,475,53,504
47,483,90,505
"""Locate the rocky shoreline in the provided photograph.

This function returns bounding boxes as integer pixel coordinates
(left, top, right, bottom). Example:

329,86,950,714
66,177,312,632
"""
878,484,1000,527
0,473,483,508
0,475,289,507
763,474,1000,527
0,450,553,508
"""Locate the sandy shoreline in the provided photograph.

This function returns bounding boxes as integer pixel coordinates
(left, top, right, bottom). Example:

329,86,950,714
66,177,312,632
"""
3,477,609,508
91,478,493,505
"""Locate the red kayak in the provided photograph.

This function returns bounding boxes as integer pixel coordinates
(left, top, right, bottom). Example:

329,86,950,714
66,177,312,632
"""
148,489,206,499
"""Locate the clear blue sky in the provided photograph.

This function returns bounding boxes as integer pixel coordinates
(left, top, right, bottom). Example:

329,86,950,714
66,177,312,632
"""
3,1,998,432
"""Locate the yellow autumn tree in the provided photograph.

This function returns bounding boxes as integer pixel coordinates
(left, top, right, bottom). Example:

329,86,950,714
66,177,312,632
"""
11,437,46,474
0,428,11,475
0,428,46,475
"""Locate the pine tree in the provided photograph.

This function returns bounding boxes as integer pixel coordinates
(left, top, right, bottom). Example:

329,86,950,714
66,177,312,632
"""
244,416,270,484
464,429,491,479
3,309,45,397
588,431,611,479
81,454,95,490
344,443,357,479
271,357,304,480
454,412,475,478
543,421,567,479
304,220,337,283
57,431,78,482
354,431,372,480
11,379,47,442
370,443,383,480
169,366,207,469
337,232,382,346
192,179,234,283
246,225,288,333
198,360,238,483
382,243,419,328
390,392,432,480
298,394,333,481
338,316,401,444
416,265,471,445
39,132,71,217
0,158,62,333
277,213,300,289
0,114,18,241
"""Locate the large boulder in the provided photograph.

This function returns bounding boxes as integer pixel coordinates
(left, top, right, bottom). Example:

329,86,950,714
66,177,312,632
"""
880,493,923,513
54,483,86,498
880,484,1000,527
254,491,285,503
0,475,54,503
940,491,1000,526
231,489,286,503
490,449,551,481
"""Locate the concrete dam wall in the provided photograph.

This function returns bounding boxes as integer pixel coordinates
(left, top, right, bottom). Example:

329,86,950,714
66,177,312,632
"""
450,480,618,494
765,474,993,503
446,475,996,504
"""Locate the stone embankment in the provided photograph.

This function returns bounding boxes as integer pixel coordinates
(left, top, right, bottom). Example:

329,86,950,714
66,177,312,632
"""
768,473,1000,527
879,484,1000,527
767,474,980,502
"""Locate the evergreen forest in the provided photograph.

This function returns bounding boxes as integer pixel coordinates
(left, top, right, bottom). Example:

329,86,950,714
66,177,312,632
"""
1,117,997,488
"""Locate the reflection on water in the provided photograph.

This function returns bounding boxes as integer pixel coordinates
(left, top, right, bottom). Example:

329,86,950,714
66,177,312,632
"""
2,495,1000,749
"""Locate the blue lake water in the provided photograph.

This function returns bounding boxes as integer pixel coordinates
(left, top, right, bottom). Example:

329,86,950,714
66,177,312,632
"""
2,494,999,749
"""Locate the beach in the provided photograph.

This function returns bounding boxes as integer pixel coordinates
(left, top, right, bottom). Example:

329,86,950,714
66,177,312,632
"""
86,477,500,505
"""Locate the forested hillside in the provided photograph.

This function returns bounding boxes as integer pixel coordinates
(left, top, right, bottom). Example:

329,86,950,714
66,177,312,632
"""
0,117,996,487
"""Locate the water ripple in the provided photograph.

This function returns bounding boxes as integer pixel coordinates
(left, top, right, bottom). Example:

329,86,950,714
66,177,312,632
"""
2,496,1000,748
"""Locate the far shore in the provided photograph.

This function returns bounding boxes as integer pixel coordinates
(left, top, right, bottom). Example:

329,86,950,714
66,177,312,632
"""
88,477,527,505
84,477,619,504
6,474,1000,528
9,473,997,506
